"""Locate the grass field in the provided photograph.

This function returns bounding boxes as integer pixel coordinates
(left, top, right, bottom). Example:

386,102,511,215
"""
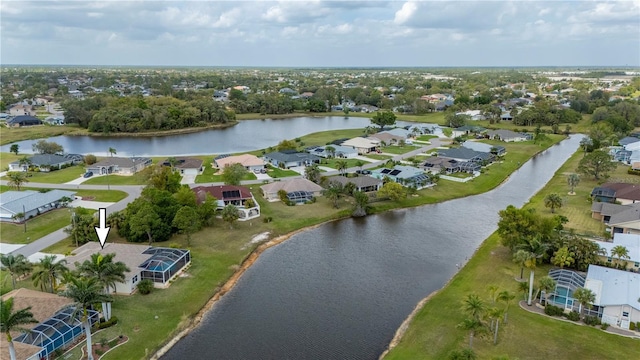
363,154,393,161
0,209,72,244
384,145,640,359
0,125,84,146
265,165,300,178
0,152,21,170
416,135,438,141
381,145,422,155
319,158,366,170
2,166,85,184
83,173,150,186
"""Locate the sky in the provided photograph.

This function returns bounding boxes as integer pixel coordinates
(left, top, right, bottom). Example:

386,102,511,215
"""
1,0,639,67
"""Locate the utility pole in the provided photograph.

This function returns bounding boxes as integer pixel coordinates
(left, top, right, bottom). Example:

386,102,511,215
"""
22,204,26,233
71,211,78,248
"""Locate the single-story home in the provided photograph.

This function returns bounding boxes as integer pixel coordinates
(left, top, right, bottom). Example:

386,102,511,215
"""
1,288,98,360
619,136,640,147
7,115,42,127
486,129,530,142
8,104,35,116
263,151,321,169
371,165,432,189
193,185,260,220
456,110,486,121
451,125,486,138
8,154,77,172
214,154,266,172
591,183,640,205
369,132,405,145
624,141,640,152
591,202,640,224
306,145,358,159
328,175,383,193
437,147,494,164
260,178,324,203
65,242,191,294
584,265,640,329
161,157,204,175
461,141,506,156
0,190,75,222
422,157,480,174
86,157,152,175
341,137,381,154
596,233,640,270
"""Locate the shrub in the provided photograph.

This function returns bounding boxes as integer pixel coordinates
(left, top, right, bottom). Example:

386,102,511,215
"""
565,311,580,321
637,321,640,330
262,216,273,223
628,168,640,176
601,323,609,330
630,322,636,331
544,305,564,317
93,316,118,330
95,349,104,356
84,154,97,165
137,279,154,295
584,315,601,326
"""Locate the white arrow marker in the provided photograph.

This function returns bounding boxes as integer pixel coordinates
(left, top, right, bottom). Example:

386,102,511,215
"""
95,208,110,249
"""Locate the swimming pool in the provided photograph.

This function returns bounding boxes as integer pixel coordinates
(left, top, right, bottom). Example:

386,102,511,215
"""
548,286,573,308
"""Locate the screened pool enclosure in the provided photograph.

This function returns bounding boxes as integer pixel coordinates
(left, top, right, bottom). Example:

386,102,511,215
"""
140,247,191,284
286,191,315,204
15,306,99,358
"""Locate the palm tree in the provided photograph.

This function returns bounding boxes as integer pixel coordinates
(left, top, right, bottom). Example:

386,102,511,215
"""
108,147,117,157
305,164,321,184
517,280,529,301
536,276,557,306
61,277,112,360
76,253,130,321
323,182,344,208
6,172,28,191
457,317,484,350
324,146,336,158
517,238,549,305
610,245,630,268
497,290,515,323
18,156,31,171
31,255,68,293
355,160,365,172
488,307,504,345
512,249,529,280
573,287,596,320
459,294,486,349
335,160,348,176
221,204,239,229
1,298,38,360
567,173,580,195
351,190,370,217
0,254,32,289
544,193,563,213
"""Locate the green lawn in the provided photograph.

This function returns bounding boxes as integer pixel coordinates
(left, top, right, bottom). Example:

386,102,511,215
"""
74,189,128,202
83,173,150,186
362,154,393,161
381,145,421,155
416,135,438,141
319,158,365,170
0,209,73,244
2,166,85,184
195,164,258,183
0,152,21,170
265,165,300,178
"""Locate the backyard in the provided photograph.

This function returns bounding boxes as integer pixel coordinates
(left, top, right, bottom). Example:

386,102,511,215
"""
0,209,73,245
2,165,85,184
380,144,421,155
195,164,258,183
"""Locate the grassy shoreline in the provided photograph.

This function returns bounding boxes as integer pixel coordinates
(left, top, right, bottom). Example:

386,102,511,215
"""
383,148,640,359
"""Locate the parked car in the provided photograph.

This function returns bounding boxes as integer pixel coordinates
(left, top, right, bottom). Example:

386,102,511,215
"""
83,171,93,178
355,170,371,175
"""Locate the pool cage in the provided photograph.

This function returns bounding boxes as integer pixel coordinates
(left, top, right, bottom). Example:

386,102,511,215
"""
15,306,99,358
140,247,191,284
286,191,314,204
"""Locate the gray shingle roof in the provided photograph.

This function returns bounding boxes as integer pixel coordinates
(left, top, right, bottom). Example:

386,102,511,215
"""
329,175,382,189
438,147,490,161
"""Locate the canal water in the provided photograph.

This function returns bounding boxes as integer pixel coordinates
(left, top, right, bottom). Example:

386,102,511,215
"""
161,135,582,359
1,117,435,156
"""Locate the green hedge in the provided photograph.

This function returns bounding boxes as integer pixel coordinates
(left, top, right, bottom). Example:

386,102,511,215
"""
93,316,118,331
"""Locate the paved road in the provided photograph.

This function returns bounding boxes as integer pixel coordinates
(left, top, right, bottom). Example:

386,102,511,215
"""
3,138,447,256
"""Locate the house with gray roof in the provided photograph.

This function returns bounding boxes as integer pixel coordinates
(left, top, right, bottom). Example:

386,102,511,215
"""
6,115,42,127
329,175,383,193
86,157,152,175
437,147,494,164
0,190,75,222
263,151,321,169
260,178,324,203
306,145,358,159
9,154,76,172
461,141,506,156
486,129,530,142
371,165,432,189
619,137,640,147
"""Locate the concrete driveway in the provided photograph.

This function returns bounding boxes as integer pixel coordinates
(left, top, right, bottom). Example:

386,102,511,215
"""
181,174,197,184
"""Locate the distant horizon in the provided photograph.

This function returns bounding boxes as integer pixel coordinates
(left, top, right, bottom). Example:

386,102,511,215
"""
1,1,638,68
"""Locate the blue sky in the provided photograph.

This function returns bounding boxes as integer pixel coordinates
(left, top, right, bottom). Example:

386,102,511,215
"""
1,0,639,67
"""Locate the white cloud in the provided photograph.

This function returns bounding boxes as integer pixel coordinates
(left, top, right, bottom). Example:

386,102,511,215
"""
394,2,417,25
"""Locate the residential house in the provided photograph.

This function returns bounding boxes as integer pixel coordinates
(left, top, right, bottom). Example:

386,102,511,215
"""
619,137,640,147
381,128,413,139
422,156,481,174
7,115,42,127
486,129,530,142
608,206,640,236
0,190,75,222
260,178,324,203
591,183,640,205
451,125,486,138
9,154,76,172
500,112,514,121
596,233,640,270
613,149,632,163
86,157,152,175
456,110,486,121
369,132,405,145
8,104,35,116
461,141,506,156
328,175,383,193
591,202,640,224
306,145,358,159
279,87,297,95
1,288,97,360
437,147,494,164
263,151,321,169
65,242,191,293
214,154,266,172
341,137,381,154
371,165,432,189
161,157,203,176
193,185,260,220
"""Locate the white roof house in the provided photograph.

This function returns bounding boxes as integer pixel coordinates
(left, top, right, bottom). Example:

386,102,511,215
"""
598,233,640,267
341,137,381,154
0,190,75,221
624,141,640,152
584,265,640,328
